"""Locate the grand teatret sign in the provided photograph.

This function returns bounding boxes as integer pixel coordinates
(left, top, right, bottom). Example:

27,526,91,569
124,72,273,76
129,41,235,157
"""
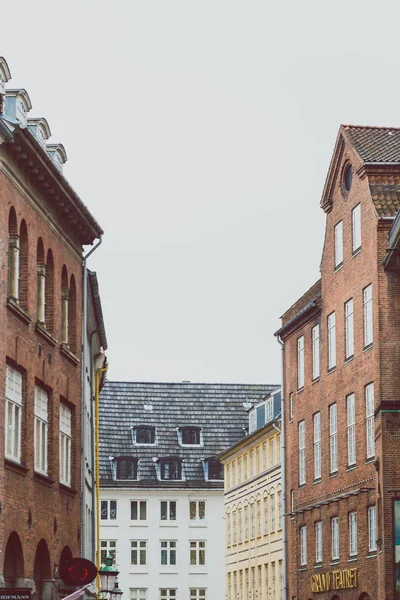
310,568,358,593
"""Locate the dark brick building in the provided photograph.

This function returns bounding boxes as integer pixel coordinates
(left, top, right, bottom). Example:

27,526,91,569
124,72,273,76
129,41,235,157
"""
0,58,103,598
276,125,400,600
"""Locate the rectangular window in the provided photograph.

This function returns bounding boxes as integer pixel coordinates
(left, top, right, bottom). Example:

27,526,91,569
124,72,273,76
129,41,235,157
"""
257,500,261,536
34,386,48,474
244,455,248,480
265,397,273,422
60,403,72,486
189,590,206,600
131,500,147,521
160,501,176,521
291,490,294,512
238,457,242,484
313,412,321,480
232,461,236,487
300,526,307,565
131,540,147,565
334,220,343,267
299,420,306,485
227,464,231,488
345,299,354,359
245,505,249,540
347,394,356,466
364,284,373,347
238,508,243,542
160,541,176,566
270,495,275,531
312,325,320,380
366,383,375,459
270,438,275,466
100,540,117,565
233,510,237,544
251,504,255,538
331,517,339,560
263,442,267,469
136,426,155,444
297,336,304,388
315,521,322,563
329,403,338,473
250,450,254,477
289,393,294,420
5,365,22,462
190,540,206,565
256,447,261,473
101,500,117,520
368,506,377,552
190,500,206,520
264,497,269,534
352,203,361,253
328,312,336,370
349,512,357,555
160,590,176,600
130,589,147,600
278,491,282,529
227,513,231,546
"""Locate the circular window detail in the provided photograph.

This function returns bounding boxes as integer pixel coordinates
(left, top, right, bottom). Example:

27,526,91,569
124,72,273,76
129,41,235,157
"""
344,164,353,192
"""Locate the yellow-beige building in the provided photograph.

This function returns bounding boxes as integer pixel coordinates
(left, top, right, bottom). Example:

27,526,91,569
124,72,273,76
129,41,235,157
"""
219,388,283,600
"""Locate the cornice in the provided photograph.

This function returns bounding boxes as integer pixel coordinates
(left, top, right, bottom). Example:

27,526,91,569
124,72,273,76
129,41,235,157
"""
320,134,345,214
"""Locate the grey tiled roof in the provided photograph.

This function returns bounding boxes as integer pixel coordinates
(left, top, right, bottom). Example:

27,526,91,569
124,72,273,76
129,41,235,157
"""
99,381,279,489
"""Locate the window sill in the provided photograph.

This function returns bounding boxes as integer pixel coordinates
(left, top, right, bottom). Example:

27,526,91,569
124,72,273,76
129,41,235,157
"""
35,322,57,346
312,377,320,385
34,471,54,487
348,556,358,562
298,484,306,490
297,386,304,393
59,483,77,496
189,522,207,528
330,560,339,566
367,552,377,558
101,522,119,527
6,296,32,324
5,458,29,475
347,465,356,472
313,478,322,485
328,366,336,374
365,457,375,465
314,562,323,569
334,262,344,273
60,344,80,365
129,523,148,527
345,355,354,364
329,471,338,478
159,522,178,527
299,566,307,572
129,568,148,574
352,248,361,258
363,343,373,353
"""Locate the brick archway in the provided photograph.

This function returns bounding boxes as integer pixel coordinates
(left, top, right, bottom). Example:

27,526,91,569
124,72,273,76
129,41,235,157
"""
3,531,24,586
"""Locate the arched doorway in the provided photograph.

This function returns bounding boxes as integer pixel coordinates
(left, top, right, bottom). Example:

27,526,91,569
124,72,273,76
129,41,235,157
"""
358,594,371,600
33,539,51,600
4,532,24,587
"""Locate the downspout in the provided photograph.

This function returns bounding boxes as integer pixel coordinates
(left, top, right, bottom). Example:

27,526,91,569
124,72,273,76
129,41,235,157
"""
95,363,108,595
89,328,99,563
277,335,287,600
81,236,102,558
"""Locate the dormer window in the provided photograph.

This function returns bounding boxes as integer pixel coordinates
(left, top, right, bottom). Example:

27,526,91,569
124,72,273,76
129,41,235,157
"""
159,458,182,480
46,143,67,173
28,118,51,149
37,126,47,148
208,458,223,480
114,457,138,480
54,151,63,171
5,89,32,124
133,426,156,445
16,99,26,123
178,426,203,446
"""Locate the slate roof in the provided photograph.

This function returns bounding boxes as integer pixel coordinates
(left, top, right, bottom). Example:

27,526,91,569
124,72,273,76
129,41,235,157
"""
99,381,279,489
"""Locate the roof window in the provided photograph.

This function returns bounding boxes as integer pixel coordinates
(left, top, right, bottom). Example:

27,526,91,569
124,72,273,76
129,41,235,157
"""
203,457,223,481
0,57,11,97
156,457,183,481
178,426,203,446
5,89,32,125
113,457,138,480
28,118,51,148
133,426,156,445
343,163,353,192
46,143,67,172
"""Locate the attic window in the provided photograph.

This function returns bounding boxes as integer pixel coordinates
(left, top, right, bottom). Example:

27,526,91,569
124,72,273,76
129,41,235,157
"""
344,164,352,192
160,458,182,480
208,458,223,480
54,151,64,172
135,426,155,445
115,457,138,480
16,99,26,124
36,126,47,148
0,74,4,95
181,427,201,445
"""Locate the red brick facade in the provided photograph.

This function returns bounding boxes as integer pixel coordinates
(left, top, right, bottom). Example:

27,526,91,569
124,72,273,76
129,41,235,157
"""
0,108,102,597
278,126,400,600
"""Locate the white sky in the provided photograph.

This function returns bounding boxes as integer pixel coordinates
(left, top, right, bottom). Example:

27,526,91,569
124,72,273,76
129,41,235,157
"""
3,0,400,383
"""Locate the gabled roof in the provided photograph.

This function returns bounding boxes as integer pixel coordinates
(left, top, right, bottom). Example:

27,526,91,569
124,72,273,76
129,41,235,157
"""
321,125,400,216
99,381,279,489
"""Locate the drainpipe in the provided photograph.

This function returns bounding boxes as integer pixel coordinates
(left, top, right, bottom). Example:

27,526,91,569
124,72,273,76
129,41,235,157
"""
81,236,102,558
89,328,99,563
277,335,287,600
95,363,109,597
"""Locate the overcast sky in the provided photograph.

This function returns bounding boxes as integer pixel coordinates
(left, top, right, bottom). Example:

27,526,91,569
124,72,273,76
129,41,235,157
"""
3,1,400,383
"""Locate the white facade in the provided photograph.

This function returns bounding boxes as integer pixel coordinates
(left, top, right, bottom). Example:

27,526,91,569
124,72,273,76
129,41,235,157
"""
100,487,225,599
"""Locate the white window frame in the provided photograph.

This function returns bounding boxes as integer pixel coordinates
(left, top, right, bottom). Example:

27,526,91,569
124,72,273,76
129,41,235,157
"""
233,510,237,544
328,312,336,370
366,383,375,459
352,203,361,253
331,517,339,560
190,500,206,521
264,497,269,534
278,491,282,529
347,394,356,466
349,512,357,556
160,540,177,566
289,393,294,420
34,386,48,475
271,495,275,531
368,506,377,552
297,336,304,389
238,507,243,542
131,500,147,521
130,590,147,600
334,220,343,267
190,540,206,565
131,540,147,566
101,500,117,521
245,505,249,540
329,403,338,473
257,500,261,536
312,324,320,380
189,589,206,600
160,500,177,521
299,420,306,485
265,397,273,422
5,365,23,463
159,590,176,600
300,526,307,565
345,299,354,359
227,512,231,546
251,504,255,538
270,438,275,466
60,403,72,486
313,412,321,480
100,540,117,565
315,521,322,563
364,284,373,347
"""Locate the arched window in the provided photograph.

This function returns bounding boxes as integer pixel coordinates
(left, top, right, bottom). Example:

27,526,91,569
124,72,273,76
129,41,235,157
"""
61,266,69,345
36,238,45,323
8,207,19,300
19,220,28,310
68,275,77,354
45,250,54,333
3,532,24,587
33,539,51,600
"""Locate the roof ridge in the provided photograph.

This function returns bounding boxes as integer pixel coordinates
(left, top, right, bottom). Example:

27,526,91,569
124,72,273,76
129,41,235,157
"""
342,124,400,131
104,381,279,386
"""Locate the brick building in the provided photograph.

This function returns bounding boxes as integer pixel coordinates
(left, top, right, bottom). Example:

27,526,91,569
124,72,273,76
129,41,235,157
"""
0,57,103,598
276,125,400,600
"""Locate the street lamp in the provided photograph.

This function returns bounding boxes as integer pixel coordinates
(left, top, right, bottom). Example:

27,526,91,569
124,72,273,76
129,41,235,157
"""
98,554,123,600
